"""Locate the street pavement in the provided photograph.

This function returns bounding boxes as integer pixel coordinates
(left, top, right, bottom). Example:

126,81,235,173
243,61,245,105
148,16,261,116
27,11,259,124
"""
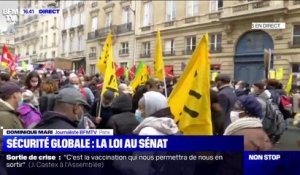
273,124,300,151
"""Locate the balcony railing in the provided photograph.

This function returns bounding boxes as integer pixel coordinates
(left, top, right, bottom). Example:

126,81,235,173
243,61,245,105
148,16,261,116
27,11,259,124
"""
140,53,151,58
88,25,117,40
21,14,38,25
182,49,194,55
89,53,97,59
119,49,129,55
164,21,175,27
209,12,221,19
163,50,175,56
117,23,132,34
19,30,42,41
185,16,196,23
294,0,300,5
210,47,222,53
141,26,151,31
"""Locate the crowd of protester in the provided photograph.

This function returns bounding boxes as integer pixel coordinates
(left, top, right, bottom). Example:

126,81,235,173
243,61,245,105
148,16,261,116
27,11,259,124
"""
0,70,299,143
1,68,300,174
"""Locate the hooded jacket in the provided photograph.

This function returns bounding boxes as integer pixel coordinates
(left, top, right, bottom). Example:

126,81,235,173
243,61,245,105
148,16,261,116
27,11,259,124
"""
35,111,78,129
133,116,178,135
133,91,179,135
106,94,139,135
18,103,42,129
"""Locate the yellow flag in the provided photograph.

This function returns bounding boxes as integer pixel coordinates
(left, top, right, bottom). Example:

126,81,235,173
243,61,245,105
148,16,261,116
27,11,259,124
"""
212,72,218,81
130,64,149,92
97,33,113,75
168,34,212,135
276,68,284,80
154,30,165,81
269,70,276,79
101,55,119,96
285,74,293,96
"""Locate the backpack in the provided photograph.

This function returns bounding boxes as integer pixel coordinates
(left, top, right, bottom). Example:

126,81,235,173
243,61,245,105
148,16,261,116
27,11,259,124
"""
269,89,293,119
262,98,286,143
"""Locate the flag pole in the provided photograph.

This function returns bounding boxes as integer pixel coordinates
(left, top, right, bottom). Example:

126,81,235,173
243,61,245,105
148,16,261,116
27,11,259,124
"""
97,96,103,118
163,67,168,98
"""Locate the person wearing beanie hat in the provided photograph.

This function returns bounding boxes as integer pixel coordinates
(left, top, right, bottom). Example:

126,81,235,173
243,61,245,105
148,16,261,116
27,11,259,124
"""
229,95,263,123
224,117,272,151
18,90,42,129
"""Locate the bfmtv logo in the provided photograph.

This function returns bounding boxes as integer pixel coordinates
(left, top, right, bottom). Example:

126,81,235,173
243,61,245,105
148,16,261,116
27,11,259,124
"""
2,9,19,24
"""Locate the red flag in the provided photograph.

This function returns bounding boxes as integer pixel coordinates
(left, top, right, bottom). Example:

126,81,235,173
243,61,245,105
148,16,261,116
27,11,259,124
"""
79,65,85,75
116,66,125,78
129,65,136,80
165,66,174,78
1,45,16,75
1,45,14,67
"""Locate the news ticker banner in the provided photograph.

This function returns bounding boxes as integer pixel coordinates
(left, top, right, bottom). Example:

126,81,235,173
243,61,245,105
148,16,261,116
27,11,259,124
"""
2,129,243,152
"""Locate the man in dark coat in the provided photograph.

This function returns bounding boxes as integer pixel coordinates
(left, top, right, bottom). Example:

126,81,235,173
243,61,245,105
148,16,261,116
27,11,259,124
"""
215,74,237,128
35,87,89,129
106,94,139,135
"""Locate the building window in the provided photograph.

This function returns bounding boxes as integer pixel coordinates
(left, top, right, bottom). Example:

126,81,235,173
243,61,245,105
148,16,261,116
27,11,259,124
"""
186,1,199,17
186,36,196,53
90,64,96,75
122,7,130,24
90,47,96,53
293,25,300,46
46,20,48,32
52,51,55,58
44,52,47,59
210,0,223,12
62,37,66,53
142,42,150,57
71,14,74,27
105,12,112,27
42,22,44,32
120,62,127,68
53,33,56,46
91,16,98,31
209,33,222,52
120,42,129,55
166,0,176,21
79,11,85,25
70,38,73,52
78,35,83,51
54,17,57,28
40,37,43,49
45,36,48,48
164,39,175,55
143,2,152,27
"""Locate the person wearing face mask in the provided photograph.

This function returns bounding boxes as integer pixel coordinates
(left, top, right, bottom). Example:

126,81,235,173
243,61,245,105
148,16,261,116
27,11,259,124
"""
24,71,42,108
34,87,89,129
106,94,139,135
133,91,179,135
235,81,250,97
230,95,263,123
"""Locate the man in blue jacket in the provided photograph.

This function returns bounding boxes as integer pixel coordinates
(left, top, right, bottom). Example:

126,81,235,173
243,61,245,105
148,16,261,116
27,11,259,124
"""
215,74,237,128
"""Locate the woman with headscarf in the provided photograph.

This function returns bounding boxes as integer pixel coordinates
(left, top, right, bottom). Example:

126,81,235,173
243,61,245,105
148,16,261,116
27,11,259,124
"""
133,91,179,135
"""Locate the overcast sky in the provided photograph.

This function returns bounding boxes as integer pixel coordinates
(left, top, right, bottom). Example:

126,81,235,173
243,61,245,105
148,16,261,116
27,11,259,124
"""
0,1,18,33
